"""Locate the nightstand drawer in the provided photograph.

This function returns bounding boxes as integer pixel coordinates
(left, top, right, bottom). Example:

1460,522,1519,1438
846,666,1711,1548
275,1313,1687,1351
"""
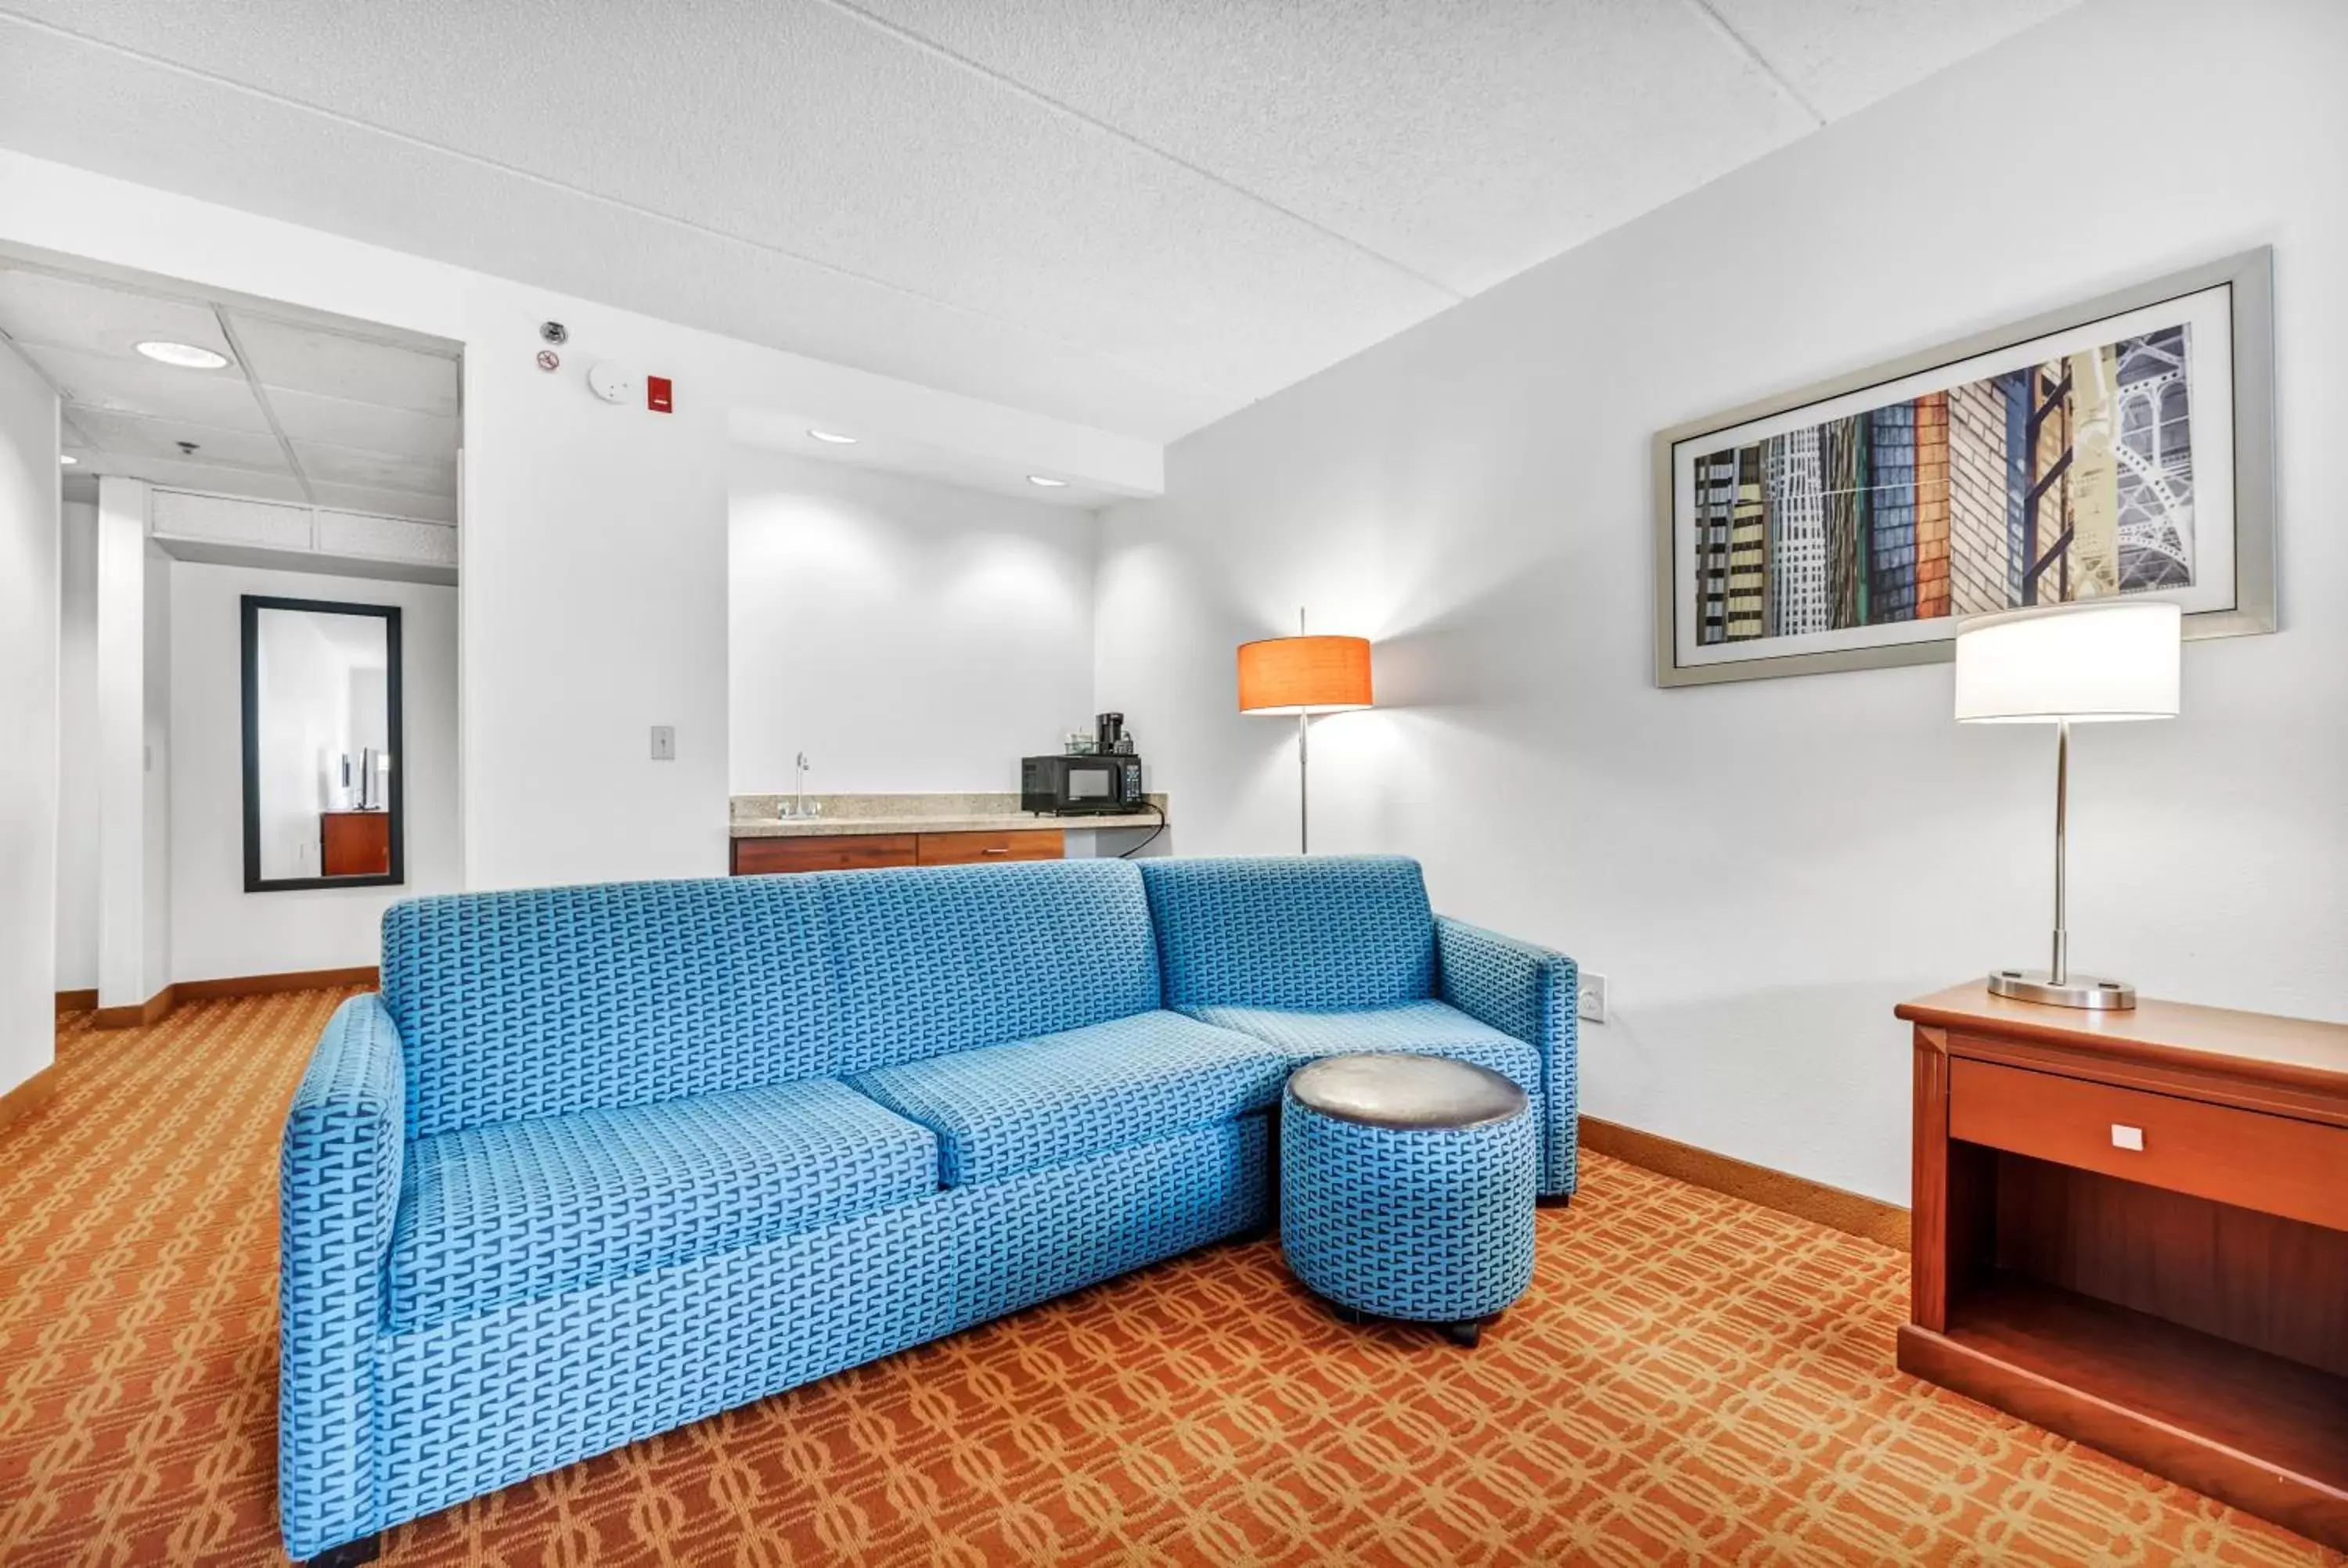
1949,1057,2348,1232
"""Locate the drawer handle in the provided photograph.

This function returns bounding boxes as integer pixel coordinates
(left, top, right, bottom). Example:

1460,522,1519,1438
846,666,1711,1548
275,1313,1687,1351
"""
2111,1124,2145,1152
981,847,1010,855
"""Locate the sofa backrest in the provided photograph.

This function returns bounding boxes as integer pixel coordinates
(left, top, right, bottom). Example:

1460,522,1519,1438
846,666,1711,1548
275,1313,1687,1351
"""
818,858,1161,1074
1140,854,1436,1011
383,876,834,1140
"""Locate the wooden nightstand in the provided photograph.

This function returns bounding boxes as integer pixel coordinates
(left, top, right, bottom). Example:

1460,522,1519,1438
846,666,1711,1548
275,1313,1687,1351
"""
1896,984,2348,1551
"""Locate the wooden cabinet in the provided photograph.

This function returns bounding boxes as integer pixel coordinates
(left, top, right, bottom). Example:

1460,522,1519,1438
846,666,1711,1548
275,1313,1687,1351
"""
319,811,391,877
915,829,1063,865
1897,985,2348,1552
732,835,917,875
730,828,1064,876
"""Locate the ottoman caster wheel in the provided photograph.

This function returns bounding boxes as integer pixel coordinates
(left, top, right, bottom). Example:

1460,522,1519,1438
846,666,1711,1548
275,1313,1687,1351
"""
302,1534,381,1567
1441,1318,1488,1347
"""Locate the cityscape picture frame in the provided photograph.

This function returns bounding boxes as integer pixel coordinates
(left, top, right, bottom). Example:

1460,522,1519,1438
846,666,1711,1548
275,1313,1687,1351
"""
1651,249,2276,688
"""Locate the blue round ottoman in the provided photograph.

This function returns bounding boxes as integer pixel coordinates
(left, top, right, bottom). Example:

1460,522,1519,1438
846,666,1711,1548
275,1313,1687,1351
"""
1280,1053,1536,1346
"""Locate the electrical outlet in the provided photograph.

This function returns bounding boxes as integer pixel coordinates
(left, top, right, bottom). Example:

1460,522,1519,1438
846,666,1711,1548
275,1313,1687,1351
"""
650,725,676,761
1578,972,1607,1024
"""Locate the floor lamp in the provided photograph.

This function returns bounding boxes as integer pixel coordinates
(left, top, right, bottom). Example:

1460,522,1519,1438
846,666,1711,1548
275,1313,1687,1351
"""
1237,611,1374,854
1954,599,2181,1010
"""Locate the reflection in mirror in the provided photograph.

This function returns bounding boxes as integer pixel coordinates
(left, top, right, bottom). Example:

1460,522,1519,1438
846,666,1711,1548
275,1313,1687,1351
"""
242,596,404,891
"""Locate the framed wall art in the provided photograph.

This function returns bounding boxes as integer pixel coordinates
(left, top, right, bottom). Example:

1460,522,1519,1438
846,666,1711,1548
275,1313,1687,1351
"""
1652,249,2275,687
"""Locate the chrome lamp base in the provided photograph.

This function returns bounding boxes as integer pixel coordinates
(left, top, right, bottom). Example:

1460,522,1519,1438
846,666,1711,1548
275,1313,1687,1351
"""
1986,969,2137,1010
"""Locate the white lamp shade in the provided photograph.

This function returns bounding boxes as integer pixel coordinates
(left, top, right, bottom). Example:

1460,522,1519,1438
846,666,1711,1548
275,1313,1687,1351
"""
1953,599,2181,724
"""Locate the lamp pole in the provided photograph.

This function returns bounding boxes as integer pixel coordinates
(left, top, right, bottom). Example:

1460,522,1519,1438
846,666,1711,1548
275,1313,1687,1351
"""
1295,606,1309,854
1298,709,1309,854
2050,717,2069,987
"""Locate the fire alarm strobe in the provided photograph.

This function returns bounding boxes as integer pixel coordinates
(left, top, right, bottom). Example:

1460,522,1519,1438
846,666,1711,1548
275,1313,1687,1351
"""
586,361,638,405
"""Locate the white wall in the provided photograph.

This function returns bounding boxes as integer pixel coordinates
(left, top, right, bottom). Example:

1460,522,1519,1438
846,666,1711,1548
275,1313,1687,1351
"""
93,477,167,1009
140,543,170,992
731,451,1097,794
0,346,59,1095
56,496,98,992
1096,0,2348,1205
2,147,1156,894
169,562,459,983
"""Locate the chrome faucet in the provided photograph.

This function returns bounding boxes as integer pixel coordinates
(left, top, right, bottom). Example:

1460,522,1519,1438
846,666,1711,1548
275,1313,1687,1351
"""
790,752,812,819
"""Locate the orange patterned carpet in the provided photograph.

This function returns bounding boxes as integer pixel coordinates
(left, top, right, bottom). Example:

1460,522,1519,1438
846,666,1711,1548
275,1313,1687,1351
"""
0,991,2335,1566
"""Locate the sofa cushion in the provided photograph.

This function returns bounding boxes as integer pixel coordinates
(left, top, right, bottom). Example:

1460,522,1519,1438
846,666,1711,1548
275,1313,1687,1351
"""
1140,856,1436,1012
386,1079,938,1333
1184,1000,1542,1098
383,876,835,1140
819,859,1163,1076
850,1011,1290,1186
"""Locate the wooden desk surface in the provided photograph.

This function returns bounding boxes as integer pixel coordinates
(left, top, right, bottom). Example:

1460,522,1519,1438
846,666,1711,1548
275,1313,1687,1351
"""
1896,982,2348,1096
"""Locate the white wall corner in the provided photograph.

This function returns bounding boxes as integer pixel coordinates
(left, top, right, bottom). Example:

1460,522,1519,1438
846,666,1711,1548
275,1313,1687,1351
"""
0,342,61,1093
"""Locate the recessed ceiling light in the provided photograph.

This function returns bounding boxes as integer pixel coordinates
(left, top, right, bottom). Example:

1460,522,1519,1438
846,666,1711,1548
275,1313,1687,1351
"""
59,453,78,466
135,340,232,370
1027,474,1069,487
807,428,859,444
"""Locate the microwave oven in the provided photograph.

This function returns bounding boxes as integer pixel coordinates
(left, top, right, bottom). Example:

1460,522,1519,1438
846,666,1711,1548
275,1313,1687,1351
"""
1021,753,1145,815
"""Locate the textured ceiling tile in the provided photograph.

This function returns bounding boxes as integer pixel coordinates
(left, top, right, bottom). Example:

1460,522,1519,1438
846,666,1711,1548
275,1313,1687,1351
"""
77,451,312,501
852,0,1815,294
0,264,232,357
22,342,270,430
262,386,459,460
230,315,459,418
0,1,2087,442
286,438,453,494
67,405,289,470
0,17,1231,440
1702,0,2084,120
3,1,1450,400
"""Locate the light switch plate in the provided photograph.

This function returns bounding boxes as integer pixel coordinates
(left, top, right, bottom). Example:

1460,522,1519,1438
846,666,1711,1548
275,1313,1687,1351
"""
1578,972,1607,1024
650,725,676,761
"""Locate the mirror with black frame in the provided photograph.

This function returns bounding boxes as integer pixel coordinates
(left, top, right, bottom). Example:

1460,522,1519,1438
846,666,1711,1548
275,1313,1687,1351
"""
241,595,405,891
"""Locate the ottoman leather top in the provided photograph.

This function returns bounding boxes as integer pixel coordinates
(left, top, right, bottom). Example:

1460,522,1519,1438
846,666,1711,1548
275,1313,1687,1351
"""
1287,1053,1528,1131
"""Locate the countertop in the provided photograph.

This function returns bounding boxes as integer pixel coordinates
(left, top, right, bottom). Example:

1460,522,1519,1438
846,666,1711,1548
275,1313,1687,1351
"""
730,790,1166,839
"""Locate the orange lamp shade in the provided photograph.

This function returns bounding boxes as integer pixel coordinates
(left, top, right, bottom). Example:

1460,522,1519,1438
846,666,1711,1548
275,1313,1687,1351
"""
1237,635,1373,714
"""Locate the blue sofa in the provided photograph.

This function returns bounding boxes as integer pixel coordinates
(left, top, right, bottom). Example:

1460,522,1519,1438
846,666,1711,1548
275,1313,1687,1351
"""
278,854,1576,1559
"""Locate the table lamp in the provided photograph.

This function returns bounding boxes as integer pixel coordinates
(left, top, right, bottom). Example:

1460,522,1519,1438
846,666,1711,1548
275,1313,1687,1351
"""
1238,611,1372,854
1954,599,2181,1009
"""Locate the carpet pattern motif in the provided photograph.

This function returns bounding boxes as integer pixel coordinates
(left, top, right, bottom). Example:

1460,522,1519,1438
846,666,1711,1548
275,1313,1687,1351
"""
0,991,2333,1566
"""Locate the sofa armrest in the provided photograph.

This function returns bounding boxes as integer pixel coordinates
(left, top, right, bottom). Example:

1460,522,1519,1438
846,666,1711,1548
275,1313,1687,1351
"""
1435,915,1579,1196
279,991,405,1558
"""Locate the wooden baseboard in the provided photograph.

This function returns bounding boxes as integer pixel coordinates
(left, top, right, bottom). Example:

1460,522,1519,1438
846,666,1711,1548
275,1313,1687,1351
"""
55,988,97,1014
1581,1114,1910,1250
92,986,176,1030
0,1063,59,1133
175,966,379,1001
86,966,376,1030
